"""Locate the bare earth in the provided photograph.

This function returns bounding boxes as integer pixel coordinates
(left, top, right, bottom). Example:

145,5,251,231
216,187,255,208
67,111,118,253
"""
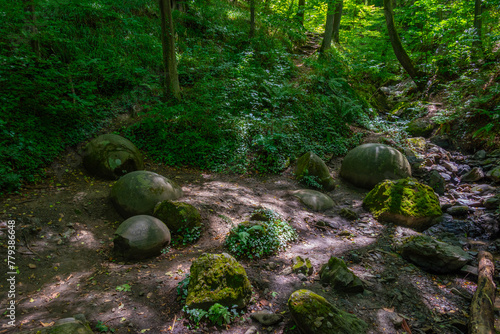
0,136,481,334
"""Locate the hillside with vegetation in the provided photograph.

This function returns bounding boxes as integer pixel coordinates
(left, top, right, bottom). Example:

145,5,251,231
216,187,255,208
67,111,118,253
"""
1,0,500,333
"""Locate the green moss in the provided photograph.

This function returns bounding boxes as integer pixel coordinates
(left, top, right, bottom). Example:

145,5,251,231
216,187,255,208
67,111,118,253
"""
288,290,367,334
363,178,442,219
186,253,252,310
153,201,201,232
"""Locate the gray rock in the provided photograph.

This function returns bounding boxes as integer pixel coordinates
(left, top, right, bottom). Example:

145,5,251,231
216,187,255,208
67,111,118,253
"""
244,326,259,334
319,256,364,293
340,143,411,189
471,184,496,195
406,118,436,138
339,208,359,220
110,171,183,218
250,311,283,325
473,150,487,160
114,215,171,260
288,290,368,334
291,189,334,211
295,151,336,191
475,213,500,239
446,206,470,216
442,161,458,173
18,315,92,334
428,170,445,195
83,134,143,180
461,167,484,182
401,235,472,273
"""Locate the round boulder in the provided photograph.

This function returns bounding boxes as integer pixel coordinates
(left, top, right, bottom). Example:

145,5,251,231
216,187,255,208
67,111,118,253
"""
83,134,144,180
110,171,183,218
113,215,171,260
340,143,411,189
153,201,201,232
363,178,442,231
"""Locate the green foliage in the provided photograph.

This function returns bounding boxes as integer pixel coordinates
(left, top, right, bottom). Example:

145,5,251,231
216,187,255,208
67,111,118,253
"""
299,169,323,189
183,303,240,327
95,321,115,333
115,284,131,292
225,208,298,259
177,274,190,304
172,226,202,246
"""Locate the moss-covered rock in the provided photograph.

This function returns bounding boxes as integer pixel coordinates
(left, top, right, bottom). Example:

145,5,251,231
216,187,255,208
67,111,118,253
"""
153,201,201,232
406,118,436,138
110,171,183,218
292,256,314,276
340,143,411,189
186,253,252,310
363,178,442,231
83,134,143,180
295,151,335,191
288,290,368,334
486,166,500,183
113,215,171,260
401,235,472,273
319,256,364,293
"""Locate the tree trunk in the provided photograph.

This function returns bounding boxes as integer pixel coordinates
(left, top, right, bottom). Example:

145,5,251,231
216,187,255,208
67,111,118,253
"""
473,0,482,50
319,0,335,54
296,0,305,25
23,0,40,58
320,0,342,54
332,0,343,44
250,0,256,37
159,0,181,101
383,0,424,90
469,251,496,334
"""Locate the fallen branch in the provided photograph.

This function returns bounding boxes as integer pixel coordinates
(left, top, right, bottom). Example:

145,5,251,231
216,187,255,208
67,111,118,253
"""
469,251,496,334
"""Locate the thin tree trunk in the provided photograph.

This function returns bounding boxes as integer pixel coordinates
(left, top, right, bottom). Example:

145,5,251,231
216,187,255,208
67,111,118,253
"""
332,0,343,43
250,0,256,37
159,0,181,100
296,0,305,25
473,0,482,50
320,0,342,54
319,0,335,54
383,0,424,90
23,0,40,58
469,251,496,334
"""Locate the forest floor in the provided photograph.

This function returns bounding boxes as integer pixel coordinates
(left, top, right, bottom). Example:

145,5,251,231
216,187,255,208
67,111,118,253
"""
1,110,496,334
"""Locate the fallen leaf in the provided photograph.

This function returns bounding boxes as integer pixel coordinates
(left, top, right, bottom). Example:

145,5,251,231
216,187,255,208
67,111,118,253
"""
40,321,54,327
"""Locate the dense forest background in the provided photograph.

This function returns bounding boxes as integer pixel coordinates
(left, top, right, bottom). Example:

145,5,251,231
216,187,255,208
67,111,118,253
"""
1,0,499,193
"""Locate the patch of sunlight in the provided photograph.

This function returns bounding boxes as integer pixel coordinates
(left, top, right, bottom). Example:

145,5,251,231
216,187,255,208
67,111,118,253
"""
226,9,245,20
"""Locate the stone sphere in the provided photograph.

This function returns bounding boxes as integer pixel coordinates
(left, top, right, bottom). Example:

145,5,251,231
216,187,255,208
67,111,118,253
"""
110,171,183,218
83,134,143,180
340,143,411,189
113,215,171,260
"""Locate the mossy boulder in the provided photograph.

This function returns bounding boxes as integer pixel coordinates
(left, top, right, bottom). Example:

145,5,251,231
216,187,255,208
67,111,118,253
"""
401,235,472,273
18,315,92,334
293,256,314,276
186,253,252,310
340,143,411,189
487,166,500,183
153,201,201,232
319,256,364,293
295,151,336,191
406,118,436,138
113,215,171,260
110,171,183,218
288,290,368,334
291,189,335,211
363,178,442,231
83,134,143,180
